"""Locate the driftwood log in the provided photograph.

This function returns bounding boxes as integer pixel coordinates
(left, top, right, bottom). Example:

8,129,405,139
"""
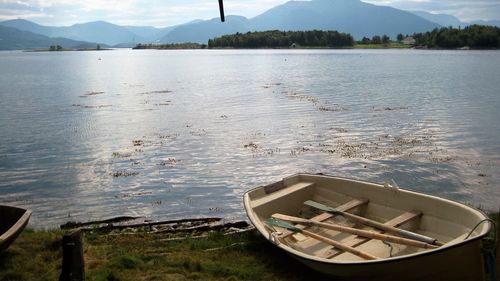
60,216,250,235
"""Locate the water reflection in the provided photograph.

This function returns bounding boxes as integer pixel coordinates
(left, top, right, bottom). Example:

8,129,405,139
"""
0,49,499,228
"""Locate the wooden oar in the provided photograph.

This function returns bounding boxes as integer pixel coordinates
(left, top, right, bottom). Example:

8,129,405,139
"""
265,218,378,260
305,200,444,246
272,213,439,249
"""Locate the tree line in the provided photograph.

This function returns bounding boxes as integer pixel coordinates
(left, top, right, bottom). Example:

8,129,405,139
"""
133,43,206,49
357,35,391,45
131,25,499,50
412,25,500,49
208,30,354,48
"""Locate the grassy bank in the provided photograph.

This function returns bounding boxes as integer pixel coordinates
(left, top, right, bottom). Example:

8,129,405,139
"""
1,210,497,281
353,42,410,49
0,229,324,281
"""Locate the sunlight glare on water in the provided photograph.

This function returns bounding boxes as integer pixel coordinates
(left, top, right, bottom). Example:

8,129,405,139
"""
0,49,499,228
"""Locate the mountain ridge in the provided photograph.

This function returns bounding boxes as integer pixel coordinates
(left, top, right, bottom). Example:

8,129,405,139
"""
0,25,101,50
1,0,499,48
410,11,466,28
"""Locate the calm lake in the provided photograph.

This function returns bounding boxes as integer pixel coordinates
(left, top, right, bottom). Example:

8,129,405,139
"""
0,49,499,228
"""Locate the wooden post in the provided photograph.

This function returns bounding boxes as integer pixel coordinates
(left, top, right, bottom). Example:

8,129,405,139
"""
59,230,85,281
496,206,499,281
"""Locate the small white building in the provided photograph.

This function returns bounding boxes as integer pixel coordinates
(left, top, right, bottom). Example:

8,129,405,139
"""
402,36,416,45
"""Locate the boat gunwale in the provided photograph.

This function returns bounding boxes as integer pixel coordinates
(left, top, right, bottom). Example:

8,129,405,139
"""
243,173,492,266
0,205,32,244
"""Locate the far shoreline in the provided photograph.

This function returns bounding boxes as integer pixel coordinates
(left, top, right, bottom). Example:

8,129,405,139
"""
2,46,499,52
24,48,113,52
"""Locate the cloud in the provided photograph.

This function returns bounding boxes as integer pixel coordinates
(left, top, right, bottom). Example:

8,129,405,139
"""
363,0,500,21
0,0,273,26
0,0,498,26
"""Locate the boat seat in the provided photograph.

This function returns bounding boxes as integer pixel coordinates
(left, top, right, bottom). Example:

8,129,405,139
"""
320,211,422,259
280,199,368,239
252,182,315,209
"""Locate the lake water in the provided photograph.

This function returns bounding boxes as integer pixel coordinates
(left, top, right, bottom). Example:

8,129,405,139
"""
1,49,499,228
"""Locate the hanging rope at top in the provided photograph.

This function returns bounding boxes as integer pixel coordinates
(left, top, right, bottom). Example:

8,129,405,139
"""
219,0,225,22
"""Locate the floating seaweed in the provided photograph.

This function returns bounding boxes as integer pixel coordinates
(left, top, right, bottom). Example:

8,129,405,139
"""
372,106,409,112
155,101,172,106
72,104,112,109
159,158,178,167
112,152,132,158
79,91,105,98
133,140,144,146
139,90,172,95
111,170,139,178
244,142,259,150
115,191,153,199
317,104,348,112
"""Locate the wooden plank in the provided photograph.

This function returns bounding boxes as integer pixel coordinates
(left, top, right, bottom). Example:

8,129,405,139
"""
301,228,378,260
279,199,368,239
253,182,315,208
264,180,285,194
320,211,422,259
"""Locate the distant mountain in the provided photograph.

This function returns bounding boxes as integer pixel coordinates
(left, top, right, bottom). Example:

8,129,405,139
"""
161,0,440,43
0,25,98,50
0,19,53,36
160,16,251,43
411,11,466,28
0,19,206,46
124,25,162,42
147,20,207,43
0,19,147,45
255,0,440,38
53,21,144,46
471,20,500,27
1,0,499,48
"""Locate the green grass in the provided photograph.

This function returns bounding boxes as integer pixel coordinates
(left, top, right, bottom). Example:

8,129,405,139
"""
354,43,410,49
1,210,498,281
0,229,63,281
0,230,326,281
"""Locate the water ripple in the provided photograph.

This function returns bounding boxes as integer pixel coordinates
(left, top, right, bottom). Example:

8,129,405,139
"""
0,49,499,228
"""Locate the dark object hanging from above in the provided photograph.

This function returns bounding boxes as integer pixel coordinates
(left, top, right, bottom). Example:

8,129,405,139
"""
219,0,225,22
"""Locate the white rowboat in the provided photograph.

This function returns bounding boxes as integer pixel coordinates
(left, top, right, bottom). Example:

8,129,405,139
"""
243,174,492,281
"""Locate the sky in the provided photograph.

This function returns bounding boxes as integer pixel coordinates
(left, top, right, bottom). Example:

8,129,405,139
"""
0,0,499,27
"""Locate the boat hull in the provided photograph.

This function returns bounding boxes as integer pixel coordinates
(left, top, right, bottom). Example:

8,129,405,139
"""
244,174,491,281
0,205,32,253
293,237,485,281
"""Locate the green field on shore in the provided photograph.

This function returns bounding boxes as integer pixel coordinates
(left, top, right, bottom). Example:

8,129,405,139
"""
1,211,497,281
0,229,324,281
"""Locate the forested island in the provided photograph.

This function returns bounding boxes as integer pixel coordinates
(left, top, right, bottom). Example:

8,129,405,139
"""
28,44,110,52
208,30,354,48
411,25,500,49
131,26,500,50
206,26,500,49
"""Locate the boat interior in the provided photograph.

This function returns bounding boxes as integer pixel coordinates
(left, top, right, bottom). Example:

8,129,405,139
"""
246,174,491,262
